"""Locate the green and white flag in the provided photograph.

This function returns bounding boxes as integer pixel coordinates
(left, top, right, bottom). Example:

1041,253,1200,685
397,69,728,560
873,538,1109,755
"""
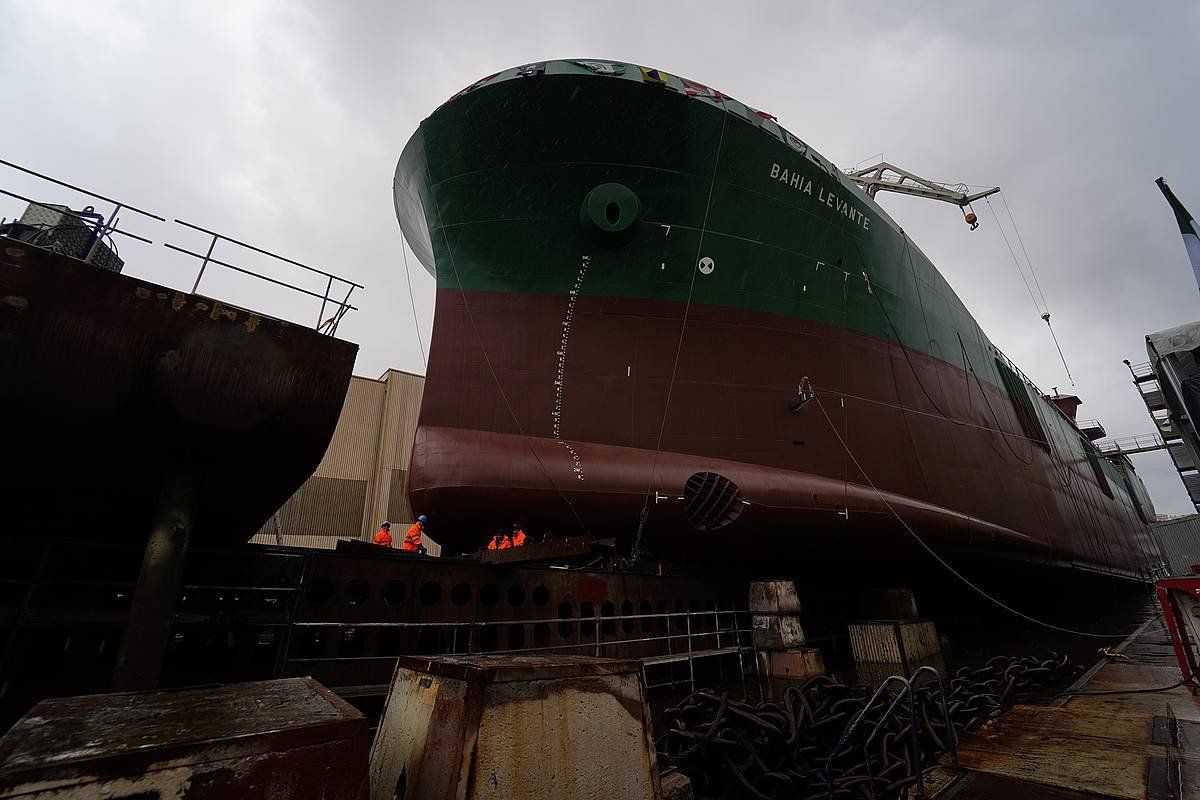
1157,177,1200,292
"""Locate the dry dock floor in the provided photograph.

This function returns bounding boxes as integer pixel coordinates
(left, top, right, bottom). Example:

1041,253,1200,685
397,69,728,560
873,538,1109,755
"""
941,615,1198,799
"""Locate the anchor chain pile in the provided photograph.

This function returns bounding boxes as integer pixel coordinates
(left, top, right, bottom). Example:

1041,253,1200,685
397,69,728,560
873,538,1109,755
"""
657,652,1075,799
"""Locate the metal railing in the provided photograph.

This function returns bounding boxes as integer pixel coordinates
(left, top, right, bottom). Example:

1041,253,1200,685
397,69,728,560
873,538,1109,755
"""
287,607,757,693
0,158,362,334
1095,432,1171,456
163,219,361,334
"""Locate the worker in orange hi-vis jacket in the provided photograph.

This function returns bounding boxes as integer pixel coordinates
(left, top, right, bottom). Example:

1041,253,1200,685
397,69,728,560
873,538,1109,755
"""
510,522,527,547
402,516,427,554
372,521,393,547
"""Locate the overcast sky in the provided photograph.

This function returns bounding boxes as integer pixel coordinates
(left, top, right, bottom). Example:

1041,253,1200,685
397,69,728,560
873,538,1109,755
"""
3,1,1199,514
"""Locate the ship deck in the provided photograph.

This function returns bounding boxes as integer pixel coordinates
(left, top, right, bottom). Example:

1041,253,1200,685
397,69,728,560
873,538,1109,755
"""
943,614,1200,799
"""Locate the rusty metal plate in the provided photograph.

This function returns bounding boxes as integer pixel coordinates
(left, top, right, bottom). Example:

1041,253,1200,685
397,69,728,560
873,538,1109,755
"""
0,677,367,798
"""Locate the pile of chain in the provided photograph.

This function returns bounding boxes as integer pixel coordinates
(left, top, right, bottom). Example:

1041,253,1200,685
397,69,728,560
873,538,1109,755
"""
657,652,1074,800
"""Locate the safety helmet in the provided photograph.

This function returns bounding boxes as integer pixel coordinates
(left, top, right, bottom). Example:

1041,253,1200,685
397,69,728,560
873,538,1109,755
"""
381,521,391,529
418,515,428,523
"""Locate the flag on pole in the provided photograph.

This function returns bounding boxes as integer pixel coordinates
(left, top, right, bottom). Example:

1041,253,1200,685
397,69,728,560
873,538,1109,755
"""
1157,177,1200,292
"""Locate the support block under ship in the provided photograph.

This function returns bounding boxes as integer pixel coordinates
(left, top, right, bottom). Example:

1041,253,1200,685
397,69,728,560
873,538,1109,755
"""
395,59,1159,579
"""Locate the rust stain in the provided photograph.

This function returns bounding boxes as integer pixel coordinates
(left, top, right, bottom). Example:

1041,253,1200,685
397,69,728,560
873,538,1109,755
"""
171,292,186,311
2,295,29,312
4,246,25,258
135,287,152,299
210,301,223,321
244,314,261,333
156,292,168,301
195,301,209,313
224,310,237,322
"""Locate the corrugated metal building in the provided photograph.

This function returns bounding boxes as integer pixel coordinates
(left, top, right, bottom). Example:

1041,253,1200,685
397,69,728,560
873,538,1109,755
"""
251,368,427,547
1151,514,1200,576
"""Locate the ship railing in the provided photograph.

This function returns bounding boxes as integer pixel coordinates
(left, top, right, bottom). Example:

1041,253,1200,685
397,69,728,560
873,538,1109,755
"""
1094,432,1170,456
992,345,1047,399
287,607,758,695
0,157,362,335
163,219,363,336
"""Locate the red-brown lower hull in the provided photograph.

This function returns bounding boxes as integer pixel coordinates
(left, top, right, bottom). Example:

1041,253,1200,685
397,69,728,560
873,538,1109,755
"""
411,289,1156,577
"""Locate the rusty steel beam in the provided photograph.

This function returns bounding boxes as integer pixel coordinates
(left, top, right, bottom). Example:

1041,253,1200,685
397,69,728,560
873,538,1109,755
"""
112,479,196,691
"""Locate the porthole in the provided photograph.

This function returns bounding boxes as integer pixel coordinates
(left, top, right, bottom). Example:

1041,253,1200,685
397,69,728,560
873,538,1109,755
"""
383,580,406,605
601,601,616,637
580,601,596,638
558,601,574,639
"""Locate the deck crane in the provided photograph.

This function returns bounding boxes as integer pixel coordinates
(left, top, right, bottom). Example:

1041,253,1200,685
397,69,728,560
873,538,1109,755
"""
846,162,999,229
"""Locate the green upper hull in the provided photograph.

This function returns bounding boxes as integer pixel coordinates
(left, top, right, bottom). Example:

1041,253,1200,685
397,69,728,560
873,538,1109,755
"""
400,61,995,385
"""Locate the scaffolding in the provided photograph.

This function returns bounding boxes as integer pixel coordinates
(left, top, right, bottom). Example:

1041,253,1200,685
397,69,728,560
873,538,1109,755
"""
1123,338,1200,511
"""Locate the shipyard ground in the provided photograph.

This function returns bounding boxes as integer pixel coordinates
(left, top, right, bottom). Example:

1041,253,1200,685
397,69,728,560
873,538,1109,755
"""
942,613,1198,800
0,551,1189,799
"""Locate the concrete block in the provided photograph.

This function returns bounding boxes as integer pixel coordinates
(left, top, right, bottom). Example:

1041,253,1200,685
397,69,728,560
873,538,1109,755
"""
855,652,948,689
369,654,661,800
756,648,826,681
849,619,941,665
0,677,367,799
749,580,806,649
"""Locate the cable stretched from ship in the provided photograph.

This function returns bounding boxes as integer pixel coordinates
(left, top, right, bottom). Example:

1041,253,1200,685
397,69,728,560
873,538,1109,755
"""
632,112,731,561
986,195,1075,386
399,239,427,368
987,196,1043,314
999,191,1050,312
422,170,592,537
808,383,1132,639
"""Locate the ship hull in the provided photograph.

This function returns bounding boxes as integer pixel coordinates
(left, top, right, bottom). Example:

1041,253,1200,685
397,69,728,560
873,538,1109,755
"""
396,60,1159,578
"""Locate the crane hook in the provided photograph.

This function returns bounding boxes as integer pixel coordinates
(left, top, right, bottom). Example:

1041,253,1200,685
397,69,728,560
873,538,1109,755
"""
963,204,979,230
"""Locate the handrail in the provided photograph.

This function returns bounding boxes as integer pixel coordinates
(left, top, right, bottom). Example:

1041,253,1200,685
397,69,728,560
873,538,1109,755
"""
0,157,166,221
1094,432,1169,455
174,218,363,288
283,608,755,674
291,609,747,627
0,158,363,334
